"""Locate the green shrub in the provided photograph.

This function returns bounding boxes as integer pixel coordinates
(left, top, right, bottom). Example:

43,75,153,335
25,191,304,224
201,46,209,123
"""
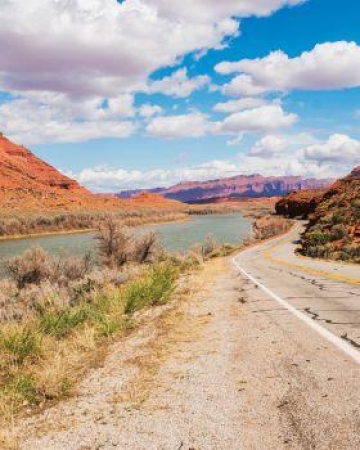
4,374,39,404
124,264,178,314
39,307,90,339
0,326,41,366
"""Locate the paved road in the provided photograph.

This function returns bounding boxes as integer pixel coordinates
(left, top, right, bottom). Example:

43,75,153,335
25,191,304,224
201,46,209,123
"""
232,226,360,448
234,224,360,360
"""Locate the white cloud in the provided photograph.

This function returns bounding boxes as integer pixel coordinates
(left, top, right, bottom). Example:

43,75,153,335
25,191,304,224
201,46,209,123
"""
0,0,306,144
73,131,359,193
237,133,359,179
216,41,360,96
147,68,210,98
147,1,306,22
248,134,287,157
138,103,163,118
221,104,297,133
302,134,360,164
146,103,297,139
146,112,216,138
73,159,239,192
226,133,245,147
0,95,135,145
0,0,301,99
107,95,135,117
213,97,267,113
0,0,238,144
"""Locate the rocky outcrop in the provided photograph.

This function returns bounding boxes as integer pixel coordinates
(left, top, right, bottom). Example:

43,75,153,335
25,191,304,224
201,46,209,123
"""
0,132,88,194
118,174,332,203
275,189,327,218
297,166,360,262
0,133,184,216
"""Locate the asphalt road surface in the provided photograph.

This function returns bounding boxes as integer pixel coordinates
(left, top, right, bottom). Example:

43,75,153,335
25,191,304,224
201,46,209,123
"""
233,224,360,360
232,224,360,448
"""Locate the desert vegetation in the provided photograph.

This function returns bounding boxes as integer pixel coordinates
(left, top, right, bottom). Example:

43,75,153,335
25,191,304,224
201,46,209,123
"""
0,210,188,239
0,201,260,239
252,215,294,241
0,217,243,424
298,167,360,263
300,194,360,262
0,224,178,422
0,205,290,424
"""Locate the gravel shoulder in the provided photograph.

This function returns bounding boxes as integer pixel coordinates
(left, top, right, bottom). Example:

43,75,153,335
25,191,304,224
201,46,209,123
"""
7,252,360,449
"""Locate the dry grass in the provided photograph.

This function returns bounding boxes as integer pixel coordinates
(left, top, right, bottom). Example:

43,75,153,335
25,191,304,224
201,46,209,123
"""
0,259,178,425
253,215,293,240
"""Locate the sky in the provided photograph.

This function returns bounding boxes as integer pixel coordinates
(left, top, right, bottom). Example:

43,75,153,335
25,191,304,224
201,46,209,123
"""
0,0,360,192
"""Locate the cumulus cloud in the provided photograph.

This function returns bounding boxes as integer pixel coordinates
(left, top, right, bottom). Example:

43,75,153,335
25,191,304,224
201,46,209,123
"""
216,41,360,96
147,0,306,22
0,95,135,145
71,131,359,193
146,112,216,138
147,68,210,98
146,102,297,139
0,0,303,99
238,133,359,179
138,103,163,118
220,104,297,133
213,97,267,113
73,160,239,192
0,0,306,145
145,102,298,139
247,134,287,157
302,134,360,164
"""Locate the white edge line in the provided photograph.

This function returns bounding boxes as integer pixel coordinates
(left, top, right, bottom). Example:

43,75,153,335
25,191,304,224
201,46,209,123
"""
232,255,360,366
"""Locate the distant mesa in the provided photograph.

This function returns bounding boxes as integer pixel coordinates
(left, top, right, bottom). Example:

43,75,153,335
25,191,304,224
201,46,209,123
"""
118,174,333,204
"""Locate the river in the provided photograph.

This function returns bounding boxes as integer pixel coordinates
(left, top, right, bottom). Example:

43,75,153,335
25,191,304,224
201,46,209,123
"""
0,213,252,265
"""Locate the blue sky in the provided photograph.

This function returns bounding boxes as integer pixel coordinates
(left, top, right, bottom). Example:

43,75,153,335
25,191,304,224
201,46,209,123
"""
0,0,360,191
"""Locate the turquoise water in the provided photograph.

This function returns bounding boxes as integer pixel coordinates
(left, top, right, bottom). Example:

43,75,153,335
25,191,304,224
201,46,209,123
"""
0,214,251,265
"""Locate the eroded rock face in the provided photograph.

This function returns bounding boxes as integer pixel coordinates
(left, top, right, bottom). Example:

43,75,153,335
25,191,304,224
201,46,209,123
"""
0,133,88,194
275,190,327,219
0,132,187,216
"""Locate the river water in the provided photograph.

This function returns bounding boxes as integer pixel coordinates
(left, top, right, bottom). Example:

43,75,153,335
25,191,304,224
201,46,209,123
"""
0,213,252,265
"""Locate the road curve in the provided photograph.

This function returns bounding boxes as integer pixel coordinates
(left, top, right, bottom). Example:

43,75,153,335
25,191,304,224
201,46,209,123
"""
231,225,360,448
233,224,360,363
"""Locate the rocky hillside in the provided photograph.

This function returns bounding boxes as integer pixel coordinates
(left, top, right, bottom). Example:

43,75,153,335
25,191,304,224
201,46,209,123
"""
0,133,184,217
275,189,327,218
118,174,331,203
296,167,360,262
0,132,88,194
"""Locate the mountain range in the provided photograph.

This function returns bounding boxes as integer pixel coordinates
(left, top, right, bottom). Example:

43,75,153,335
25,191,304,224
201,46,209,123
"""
118,174,333,203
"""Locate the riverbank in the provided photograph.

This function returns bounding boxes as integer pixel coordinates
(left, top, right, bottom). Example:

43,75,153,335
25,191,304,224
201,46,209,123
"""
0,199,275,241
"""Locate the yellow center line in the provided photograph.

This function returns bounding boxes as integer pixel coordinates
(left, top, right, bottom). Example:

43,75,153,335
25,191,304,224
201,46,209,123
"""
263,234,360,287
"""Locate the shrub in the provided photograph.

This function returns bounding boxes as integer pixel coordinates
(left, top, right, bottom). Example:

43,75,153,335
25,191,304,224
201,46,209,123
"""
55,253,92,286
96,218,132,268
5,374,39,404
39,306,90,339
253,216,293,240
131,231,160,264
201,234,217,259
124,264,178,314
5,247,54,289
0,326,41,365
